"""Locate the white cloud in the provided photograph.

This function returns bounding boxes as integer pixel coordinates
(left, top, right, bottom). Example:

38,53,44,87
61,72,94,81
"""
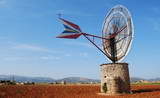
79,52,89,57
64,41,94,48
2,55,61,61
3,55,61,61
3,57,26,61
40,56,60,60
65,53,72,57
13,44,48,52
11,43,58,54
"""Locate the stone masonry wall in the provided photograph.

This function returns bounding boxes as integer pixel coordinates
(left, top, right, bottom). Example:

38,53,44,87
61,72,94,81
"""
100,63,131,94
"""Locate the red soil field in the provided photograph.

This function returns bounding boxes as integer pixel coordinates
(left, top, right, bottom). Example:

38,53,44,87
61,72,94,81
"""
0,84,160,98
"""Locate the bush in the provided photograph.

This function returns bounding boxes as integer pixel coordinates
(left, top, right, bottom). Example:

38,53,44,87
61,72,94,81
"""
103,83,107,93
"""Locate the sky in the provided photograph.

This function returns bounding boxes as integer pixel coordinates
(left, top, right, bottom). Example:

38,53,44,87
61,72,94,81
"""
0,0,160,79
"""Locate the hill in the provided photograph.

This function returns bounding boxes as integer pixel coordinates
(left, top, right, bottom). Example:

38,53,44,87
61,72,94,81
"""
0,75,160,83
57,77,100,83
0,75,55,83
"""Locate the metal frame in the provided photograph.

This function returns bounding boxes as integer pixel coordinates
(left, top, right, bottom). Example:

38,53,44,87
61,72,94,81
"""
57,5,134,63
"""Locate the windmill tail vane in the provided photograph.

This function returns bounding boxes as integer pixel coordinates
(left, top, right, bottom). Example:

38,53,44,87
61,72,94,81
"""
56,18,83,39
56,17,108,40
56,17,110,58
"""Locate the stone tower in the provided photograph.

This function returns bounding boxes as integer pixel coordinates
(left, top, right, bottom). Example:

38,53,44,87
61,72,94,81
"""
100,63,131,95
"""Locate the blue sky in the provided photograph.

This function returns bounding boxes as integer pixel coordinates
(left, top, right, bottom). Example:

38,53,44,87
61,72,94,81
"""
0,0,160,79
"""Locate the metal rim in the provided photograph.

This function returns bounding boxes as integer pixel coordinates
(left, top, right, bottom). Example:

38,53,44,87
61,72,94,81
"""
102,5,134,62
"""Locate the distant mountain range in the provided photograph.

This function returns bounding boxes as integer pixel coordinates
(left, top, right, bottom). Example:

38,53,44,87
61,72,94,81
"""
0,75,54,83
57,77,100,83
148,78,160,82
0,75,159,83
130,77,145,82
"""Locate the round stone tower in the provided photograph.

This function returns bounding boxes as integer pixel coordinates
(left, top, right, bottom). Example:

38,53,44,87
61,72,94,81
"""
100,63,131,95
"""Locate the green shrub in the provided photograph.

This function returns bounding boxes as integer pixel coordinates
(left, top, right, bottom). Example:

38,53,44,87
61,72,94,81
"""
103,83,107,93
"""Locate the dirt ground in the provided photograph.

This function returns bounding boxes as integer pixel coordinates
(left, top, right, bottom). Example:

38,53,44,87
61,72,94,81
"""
0,84,160,98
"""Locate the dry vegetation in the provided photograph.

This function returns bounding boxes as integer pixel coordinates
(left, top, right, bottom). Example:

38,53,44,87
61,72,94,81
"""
0,84,160,98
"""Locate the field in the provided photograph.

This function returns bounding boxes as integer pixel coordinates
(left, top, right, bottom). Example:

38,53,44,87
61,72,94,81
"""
0,84,160,98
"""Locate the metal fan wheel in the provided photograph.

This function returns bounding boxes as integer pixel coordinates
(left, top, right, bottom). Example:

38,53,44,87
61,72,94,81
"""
102,5,133,62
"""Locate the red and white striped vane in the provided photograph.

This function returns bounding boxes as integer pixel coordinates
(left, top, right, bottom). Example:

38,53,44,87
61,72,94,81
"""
56,17,110,40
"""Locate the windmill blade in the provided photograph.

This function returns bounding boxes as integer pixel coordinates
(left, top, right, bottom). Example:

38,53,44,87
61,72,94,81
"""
106,25,127,39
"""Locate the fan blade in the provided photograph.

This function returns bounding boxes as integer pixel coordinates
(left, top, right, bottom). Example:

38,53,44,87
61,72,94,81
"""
106,25,127,39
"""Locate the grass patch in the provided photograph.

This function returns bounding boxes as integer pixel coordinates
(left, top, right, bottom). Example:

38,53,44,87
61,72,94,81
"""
132,82,160,85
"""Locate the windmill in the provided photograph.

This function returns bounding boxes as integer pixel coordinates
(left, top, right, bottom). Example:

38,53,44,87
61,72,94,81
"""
57,5,134,95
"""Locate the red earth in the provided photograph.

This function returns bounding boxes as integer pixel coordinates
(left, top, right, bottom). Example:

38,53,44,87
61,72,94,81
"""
0,84,160,98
